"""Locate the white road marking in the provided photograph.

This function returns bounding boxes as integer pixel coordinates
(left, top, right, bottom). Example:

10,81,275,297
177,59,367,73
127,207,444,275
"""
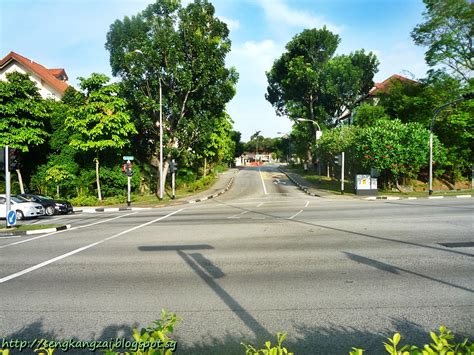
0,209,183,284
259,168,268,195
288,210,303,220
257,202,264,207
305,201,310,207
0,213,137,249
227,211,249,219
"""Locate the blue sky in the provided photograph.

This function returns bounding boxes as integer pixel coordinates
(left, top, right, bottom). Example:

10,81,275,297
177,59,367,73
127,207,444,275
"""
0,0,430,141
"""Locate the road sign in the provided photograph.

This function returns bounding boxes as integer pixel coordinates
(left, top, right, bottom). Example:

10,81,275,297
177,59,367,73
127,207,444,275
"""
7,210,16,226
122,156,134,161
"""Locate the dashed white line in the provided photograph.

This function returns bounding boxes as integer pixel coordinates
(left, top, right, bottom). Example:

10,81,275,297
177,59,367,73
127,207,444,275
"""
257,202,264,208
288,210,303,220
305,201,309,208
0,209,184,284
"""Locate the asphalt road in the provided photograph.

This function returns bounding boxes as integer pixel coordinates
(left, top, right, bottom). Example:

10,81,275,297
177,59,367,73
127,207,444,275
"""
0,165,473,354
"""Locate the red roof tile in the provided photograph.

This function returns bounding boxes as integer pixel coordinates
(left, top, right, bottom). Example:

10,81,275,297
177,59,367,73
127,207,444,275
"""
369,74,419,96
0,51,69,96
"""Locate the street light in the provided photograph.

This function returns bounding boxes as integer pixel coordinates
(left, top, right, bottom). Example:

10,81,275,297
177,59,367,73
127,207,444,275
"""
296,118,323,176
133,49,164,200
429,93,473,195
277,131,291,163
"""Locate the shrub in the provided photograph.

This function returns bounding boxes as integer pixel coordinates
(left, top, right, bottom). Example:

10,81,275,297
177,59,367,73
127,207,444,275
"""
241,332,293,355
69,195,98,206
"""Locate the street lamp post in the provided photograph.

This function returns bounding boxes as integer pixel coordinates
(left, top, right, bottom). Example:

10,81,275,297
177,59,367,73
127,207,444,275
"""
296,118,322,176
134,49,164,200
428,94,472,195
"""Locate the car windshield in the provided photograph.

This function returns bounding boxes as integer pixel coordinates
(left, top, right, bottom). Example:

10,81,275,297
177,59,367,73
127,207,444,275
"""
37,195,54,201
12,196,28,203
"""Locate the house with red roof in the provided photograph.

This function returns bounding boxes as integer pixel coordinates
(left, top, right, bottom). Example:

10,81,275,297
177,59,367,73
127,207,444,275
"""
0,51,69,100
335,74,420,125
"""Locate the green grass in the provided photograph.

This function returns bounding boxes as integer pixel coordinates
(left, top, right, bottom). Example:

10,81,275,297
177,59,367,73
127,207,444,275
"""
0,224,62,232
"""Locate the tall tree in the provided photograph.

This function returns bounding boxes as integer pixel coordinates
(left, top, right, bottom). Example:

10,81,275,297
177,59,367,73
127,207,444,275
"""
65,73,136,200
411,0,473,83
0,72,49,192
105,0,238,194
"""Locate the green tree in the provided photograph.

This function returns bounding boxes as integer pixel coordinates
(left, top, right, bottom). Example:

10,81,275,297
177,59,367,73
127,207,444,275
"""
0,71,50,193
354,119,446,188
352,103,390,127
0,72,49,150
65,73,136,200
411,0,473,83
105,0,238,193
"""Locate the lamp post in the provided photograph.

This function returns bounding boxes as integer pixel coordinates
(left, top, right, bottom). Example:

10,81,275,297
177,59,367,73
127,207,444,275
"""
133,49,164,200
296,118,323,176
277,132,291,163
428,94,472,195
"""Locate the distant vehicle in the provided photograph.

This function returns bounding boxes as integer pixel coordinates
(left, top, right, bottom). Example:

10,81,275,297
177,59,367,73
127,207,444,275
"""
17,194,74,216
0,194,45,220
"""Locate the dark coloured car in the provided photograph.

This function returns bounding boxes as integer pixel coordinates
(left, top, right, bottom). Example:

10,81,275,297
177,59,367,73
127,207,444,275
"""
17,194,74,216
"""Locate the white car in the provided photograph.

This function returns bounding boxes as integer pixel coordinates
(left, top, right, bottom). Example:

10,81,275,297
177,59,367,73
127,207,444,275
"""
0,194,45,220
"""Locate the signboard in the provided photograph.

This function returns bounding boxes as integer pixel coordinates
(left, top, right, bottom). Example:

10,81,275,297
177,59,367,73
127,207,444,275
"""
7,210,16,226
122,156,134,161
356,175,371,190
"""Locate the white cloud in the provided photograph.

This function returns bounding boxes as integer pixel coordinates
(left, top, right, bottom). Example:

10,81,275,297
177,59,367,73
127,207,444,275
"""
218,16,240,31
373,42,429,82
256,0,343,34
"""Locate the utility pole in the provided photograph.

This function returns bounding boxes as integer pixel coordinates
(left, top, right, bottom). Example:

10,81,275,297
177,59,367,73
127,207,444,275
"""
5,146,11,228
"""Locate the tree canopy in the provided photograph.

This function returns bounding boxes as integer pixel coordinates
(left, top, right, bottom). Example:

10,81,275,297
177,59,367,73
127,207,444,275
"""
411,0,473,83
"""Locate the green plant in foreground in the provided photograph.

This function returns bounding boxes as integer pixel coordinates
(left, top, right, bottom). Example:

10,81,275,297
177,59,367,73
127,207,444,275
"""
241,332,294,355
350,326,474,355
104,309,180,355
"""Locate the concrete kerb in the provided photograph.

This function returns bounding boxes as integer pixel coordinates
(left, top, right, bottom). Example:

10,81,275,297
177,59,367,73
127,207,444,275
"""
279,167,472,201
0,224,71,238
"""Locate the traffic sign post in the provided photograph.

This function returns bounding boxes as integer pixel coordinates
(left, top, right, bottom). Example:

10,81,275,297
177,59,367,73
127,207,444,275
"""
122,156,134,161
7,210,16,227
5,146,12,228
126,160,132,207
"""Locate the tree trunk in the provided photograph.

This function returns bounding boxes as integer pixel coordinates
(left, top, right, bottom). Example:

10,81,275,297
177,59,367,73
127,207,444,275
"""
16,169,25,194
95,157,102,201
56,185,60,197
204,157,207,177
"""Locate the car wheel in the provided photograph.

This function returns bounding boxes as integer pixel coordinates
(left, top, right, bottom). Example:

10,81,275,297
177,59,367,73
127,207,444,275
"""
16,210,24,220
46,206,55,216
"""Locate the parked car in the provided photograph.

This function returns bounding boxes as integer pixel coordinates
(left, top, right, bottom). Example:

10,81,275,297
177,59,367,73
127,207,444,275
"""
0,194,45,220
17,194,74,216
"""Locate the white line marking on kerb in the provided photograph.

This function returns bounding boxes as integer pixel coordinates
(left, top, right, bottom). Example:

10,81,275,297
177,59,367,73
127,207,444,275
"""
0,209,183,284
288,210,303,220
259,168,268,195
0,213,137,249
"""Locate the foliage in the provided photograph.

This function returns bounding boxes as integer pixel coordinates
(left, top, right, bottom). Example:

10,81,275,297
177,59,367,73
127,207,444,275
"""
105,0,238,181
65,73,137,200
0,72,49,150
411,0,473,83
266,27,378,154
241,332,294,355
103,309,180,355
354,119,446,185
352,103,390,127
350,326,474,355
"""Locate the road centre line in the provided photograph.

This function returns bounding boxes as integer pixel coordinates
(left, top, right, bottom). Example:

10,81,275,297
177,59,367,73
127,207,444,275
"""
288,210,303,220
227,211,249,219
0,213,138,249
259,168,268,195
0,209,184,284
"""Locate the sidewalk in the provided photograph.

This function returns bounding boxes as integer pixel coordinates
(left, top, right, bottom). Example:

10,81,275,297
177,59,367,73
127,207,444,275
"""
279,167,353,199
74,168,238,212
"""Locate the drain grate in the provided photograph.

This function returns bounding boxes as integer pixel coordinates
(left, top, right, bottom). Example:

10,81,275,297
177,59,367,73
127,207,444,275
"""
438,242,474,248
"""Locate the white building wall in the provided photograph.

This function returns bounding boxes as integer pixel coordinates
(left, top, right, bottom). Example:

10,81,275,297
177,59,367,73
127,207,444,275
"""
0,62,61,100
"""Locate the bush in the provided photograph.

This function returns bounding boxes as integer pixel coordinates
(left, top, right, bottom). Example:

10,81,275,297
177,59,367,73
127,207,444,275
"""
241,332,293,355
69,195,98,206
